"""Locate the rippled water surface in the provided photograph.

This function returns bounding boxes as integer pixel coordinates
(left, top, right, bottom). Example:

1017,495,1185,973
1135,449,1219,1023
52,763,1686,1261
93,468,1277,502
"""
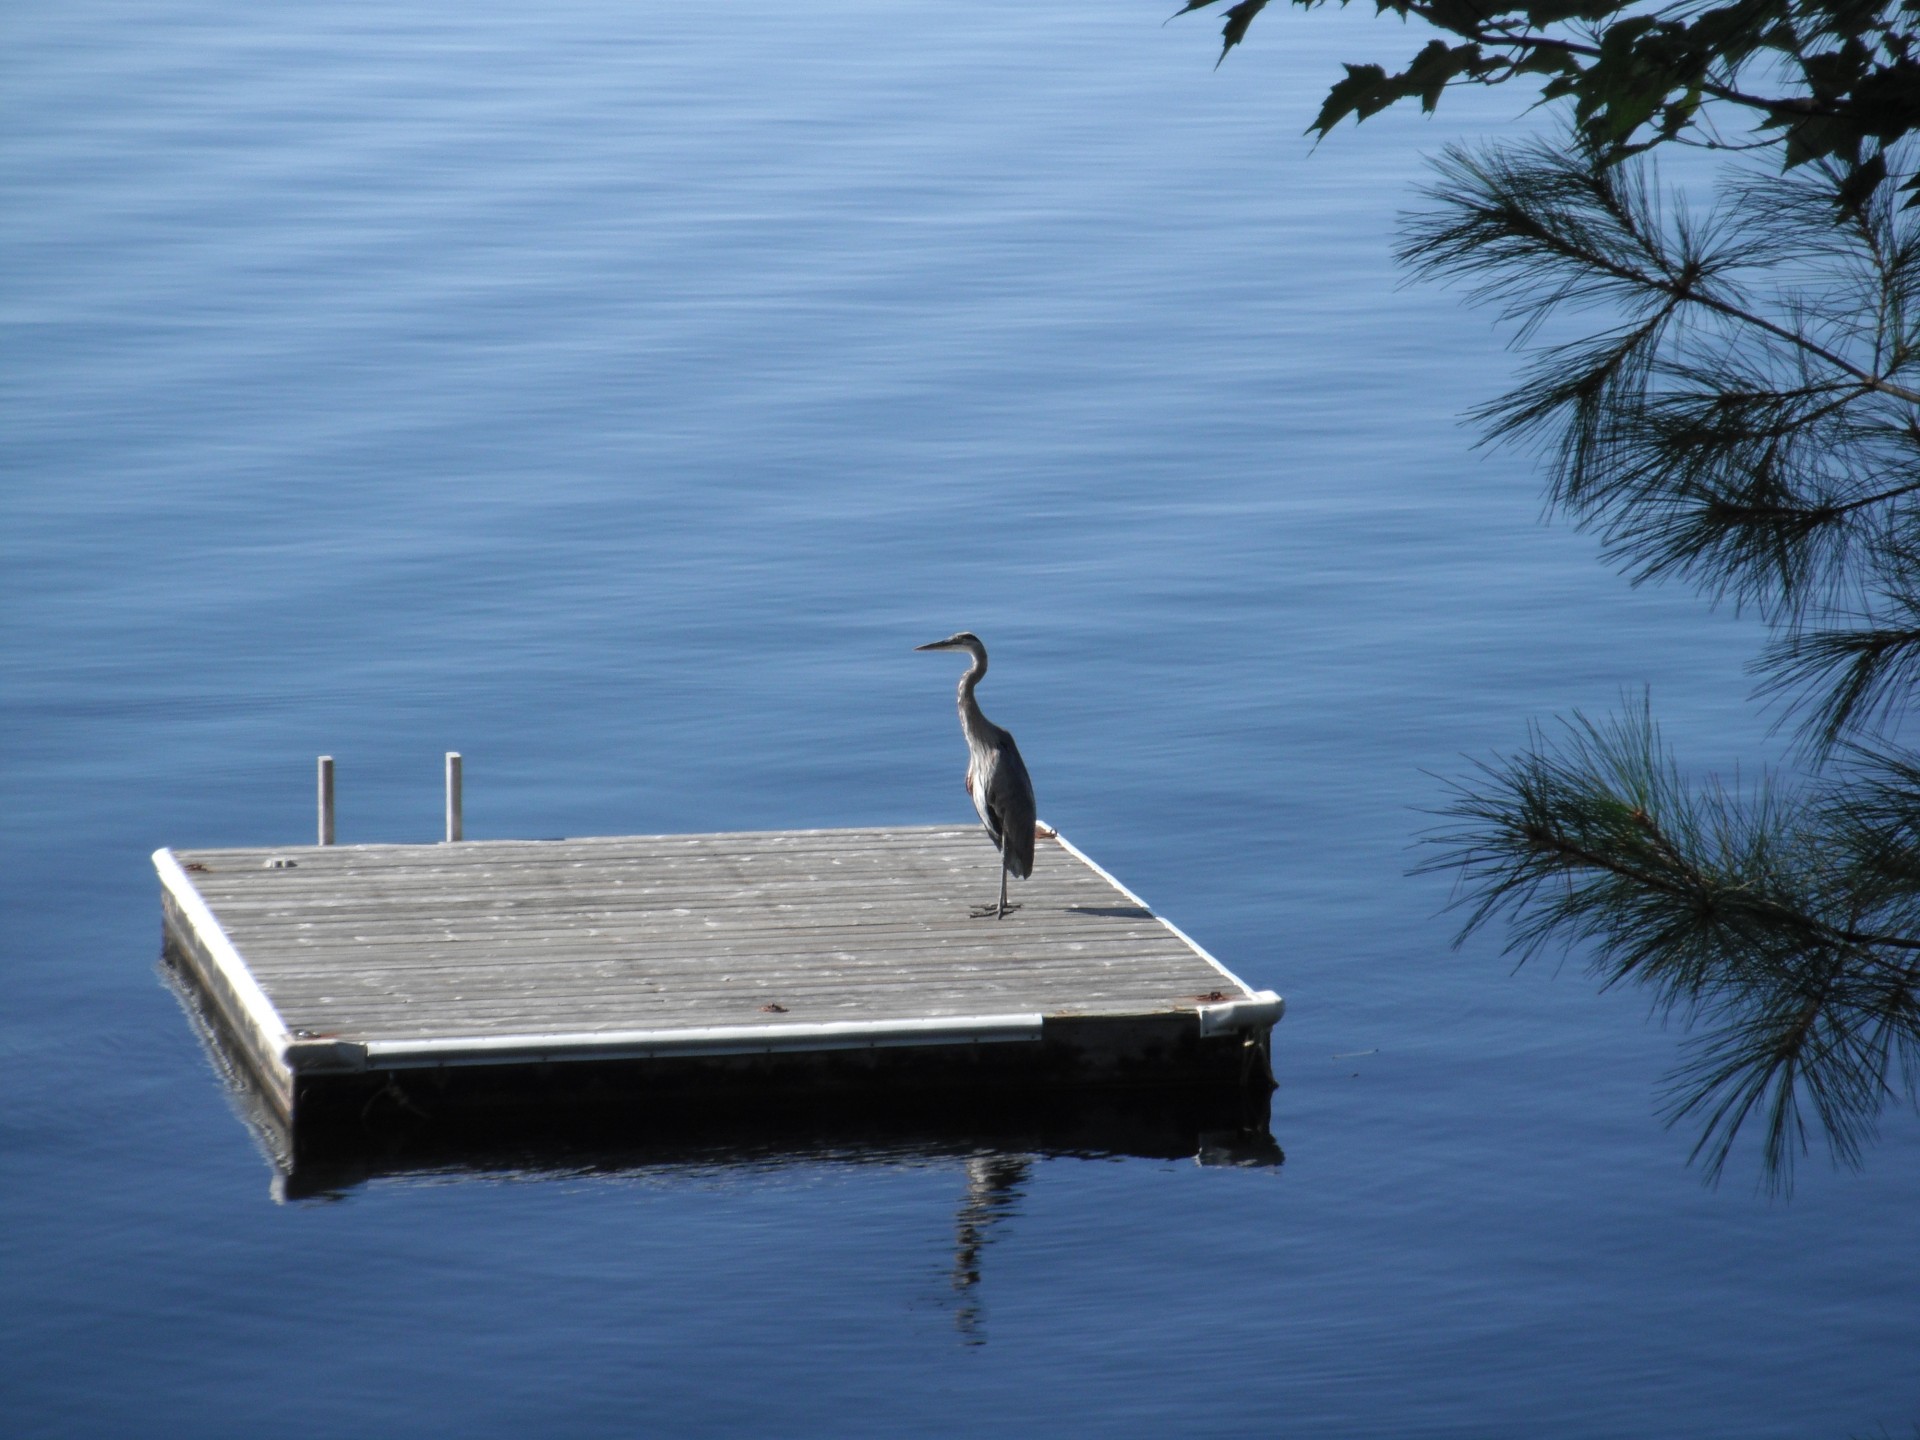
5,3,1917,1436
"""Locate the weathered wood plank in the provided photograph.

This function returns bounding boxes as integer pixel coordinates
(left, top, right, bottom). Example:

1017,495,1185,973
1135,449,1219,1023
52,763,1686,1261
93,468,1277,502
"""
263,977,1212,1007
252,952,1214,988
265,995,1212,1031
185,860,1089,900
257,967,1226,1007
232,933,1189,968
182,835,1074,870
259,972,1216,1003
260,984,1221,1020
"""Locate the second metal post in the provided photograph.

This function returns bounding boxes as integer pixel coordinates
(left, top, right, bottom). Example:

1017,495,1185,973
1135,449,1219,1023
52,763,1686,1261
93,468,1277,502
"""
445,751,463,843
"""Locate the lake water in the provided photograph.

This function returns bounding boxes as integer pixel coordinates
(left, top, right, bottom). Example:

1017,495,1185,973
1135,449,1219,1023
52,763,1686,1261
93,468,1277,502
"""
4,2,1916,1435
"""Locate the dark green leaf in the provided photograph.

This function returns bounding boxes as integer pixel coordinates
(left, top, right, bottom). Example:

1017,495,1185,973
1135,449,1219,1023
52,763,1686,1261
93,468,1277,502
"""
1215,0,1269,63
1310,62,1392,135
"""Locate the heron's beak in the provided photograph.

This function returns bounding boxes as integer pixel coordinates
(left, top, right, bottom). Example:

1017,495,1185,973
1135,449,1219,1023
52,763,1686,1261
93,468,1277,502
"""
914,640,952,652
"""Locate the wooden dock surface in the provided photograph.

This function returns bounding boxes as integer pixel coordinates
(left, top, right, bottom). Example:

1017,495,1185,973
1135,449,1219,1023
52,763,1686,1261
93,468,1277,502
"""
156,825,1282,1123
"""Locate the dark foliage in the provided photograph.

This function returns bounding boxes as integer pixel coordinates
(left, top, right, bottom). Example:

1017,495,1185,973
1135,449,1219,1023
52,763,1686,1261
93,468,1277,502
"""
1176,0,1920,1184
1179,0,1920,211
1407,141,1920,1188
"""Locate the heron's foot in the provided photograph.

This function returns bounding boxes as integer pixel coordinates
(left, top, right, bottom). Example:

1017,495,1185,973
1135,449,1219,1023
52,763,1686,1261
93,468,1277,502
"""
969,901,1022,919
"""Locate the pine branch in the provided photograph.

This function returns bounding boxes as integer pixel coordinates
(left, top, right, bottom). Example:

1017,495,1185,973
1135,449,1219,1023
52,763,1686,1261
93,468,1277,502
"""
1406,136,1920,655
1421,703,1920,1187
1401,140,1920,407
1761,616,1920,751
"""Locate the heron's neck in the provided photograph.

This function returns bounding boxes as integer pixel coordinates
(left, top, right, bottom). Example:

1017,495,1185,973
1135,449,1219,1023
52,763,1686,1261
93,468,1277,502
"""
956,650,990,739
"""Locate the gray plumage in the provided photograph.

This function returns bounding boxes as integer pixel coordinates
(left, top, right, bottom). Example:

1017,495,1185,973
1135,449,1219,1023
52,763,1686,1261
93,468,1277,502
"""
915,631,1036,918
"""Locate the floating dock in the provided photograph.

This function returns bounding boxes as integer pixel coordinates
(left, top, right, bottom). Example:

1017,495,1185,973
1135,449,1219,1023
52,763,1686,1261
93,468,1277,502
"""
155,825,1283,1129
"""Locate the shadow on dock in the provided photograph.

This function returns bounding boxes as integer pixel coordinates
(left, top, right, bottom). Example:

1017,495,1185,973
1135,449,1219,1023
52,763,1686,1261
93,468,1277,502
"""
161,951,1283,1203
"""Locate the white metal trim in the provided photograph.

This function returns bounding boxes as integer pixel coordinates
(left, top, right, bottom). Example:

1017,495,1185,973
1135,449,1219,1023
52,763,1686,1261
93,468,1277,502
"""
1196,991,1286,1036
361,1012,1047,1069
152,847,296,1083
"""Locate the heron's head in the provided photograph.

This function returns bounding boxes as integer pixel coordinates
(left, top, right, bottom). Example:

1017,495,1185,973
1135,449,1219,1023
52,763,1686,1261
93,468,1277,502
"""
915,631,985,657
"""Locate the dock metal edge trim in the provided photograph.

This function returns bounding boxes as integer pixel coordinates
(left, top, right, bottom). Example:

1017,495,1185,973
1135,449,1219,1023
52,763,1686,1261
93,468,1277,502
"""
1048,827,1283,1028
356,1013,1048,1071
152,847,297,1089
1196,993,1285,1036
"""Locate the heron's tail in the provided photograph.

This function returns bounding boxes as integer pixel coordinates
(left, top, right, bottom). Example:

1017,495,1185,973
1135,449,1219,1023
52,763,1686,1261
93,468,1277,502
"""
1005,824,1034,880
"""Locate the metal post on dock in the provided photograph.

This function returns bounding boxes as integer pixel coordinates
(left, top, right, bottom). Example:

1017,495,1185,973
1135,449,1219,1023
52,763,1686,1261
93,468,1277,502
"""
445,751,463,843
317,756,335,846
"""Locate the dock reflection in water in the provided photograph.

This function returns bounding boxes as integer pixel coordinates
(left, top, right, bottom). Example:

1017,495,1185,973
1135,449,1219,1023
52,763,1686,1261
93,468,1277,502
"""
160,952,1283,1208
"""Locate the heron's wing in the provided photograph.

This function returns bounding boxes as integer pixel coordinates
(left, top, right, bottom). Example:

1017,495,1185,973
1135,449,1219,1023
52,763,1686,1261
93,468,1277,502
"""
980,734,1036,879
966,762,996,841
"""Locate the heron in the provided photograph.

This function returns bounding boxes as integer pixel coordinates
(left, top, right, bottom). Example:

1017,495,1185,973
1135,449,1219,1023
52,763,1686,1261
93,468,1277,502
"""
915,631,1036,919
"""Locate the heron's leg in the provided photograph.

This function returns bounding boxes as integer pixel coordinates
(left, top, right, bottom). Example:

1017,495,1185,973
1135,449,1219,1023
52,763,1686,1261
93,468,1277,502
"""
971,841,1021,918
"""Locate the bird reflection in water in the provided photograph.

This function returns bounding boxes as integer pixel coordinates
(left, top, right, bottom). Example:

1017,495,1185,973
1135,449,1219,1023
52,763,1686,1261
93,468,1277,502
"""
949,1152,1032,1343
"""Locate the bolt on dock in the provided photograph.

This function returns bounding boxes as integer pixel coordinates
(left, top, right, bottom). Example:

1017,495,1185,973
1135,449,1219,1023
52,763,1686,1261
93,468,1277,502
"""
156,824,1283,1128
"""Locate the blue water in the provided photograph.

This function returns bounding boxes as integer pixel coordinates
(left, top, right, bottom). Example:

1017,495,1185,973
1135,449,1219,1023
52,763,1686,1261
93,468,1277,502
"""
4,2,1916,1435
